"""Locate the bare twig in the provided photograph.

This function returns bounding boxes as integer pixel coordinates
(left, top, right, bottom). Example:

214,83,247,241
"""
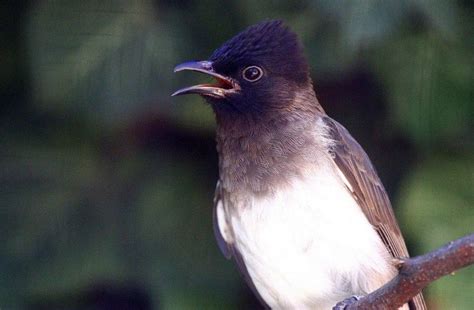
343,233,474,309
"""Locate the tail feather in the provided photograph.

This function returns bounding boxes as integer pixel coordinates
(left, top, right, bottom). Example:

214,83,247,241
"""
409,292,427,310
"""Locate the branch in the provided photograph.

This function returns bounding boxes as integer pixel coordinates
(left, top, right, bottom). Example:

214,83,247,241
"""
342,233,474,309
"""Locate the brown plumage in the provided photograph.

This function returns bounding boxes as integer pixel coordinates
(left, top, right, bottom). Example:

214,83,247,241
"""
174,20,426,309
323,117,426,310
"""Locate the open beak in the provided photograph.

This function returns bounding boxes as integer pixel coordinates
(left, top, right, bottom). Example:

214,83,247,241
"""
172,61,239,98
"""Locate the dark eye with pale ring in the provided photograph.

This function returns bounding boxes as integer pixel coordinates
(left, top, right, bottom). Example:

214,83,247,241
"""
242,66,263,82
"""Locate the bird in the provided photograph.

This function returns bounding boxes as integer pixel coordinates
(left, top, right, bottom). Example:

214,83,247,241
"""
172,20,426,310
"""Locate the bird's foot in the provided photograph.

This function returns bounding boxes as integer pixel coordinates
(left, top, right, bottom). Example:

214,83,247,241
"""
332,295,363,310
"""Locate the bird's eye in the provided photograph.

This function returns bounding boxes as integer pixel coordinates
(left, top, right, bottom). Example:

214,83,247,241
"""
242,66,263,82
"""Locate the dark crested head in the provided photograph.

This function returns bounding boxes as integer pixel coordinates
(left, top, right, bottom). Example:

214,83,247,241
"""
173,20,316,117
209,20,309,85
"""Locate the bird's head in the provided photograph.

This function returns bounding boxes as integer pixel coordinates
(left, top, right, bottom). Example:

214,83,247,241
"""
173,20,317,119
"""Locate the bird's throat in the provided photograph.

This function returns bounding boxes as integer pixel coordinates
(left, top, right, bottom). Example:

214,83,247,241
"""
215,112,329,195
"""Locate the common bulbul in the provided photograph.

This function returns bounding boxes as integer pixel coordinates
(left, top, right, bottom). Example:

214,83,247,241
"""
172,20,426,310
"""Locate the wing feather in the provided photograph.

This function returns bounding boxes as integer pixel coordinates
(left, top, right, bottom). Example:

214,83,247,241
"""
323,116,426,310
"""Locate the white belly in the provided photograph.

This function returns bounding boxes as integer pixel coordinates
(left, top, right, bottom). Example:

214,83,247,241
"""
224,166,396,309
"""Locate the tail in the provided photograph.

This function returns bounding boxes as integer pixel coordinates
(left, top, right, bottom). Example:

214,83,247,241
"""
409,292,427,310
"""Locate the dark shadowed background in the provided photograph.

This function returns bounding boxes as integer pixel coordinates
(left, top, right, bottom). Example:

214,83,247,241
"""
1,1,473,309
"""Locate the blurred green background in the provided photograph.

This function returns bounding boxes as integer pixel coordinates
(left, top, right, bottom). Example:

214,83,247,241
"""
1,1,472,309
